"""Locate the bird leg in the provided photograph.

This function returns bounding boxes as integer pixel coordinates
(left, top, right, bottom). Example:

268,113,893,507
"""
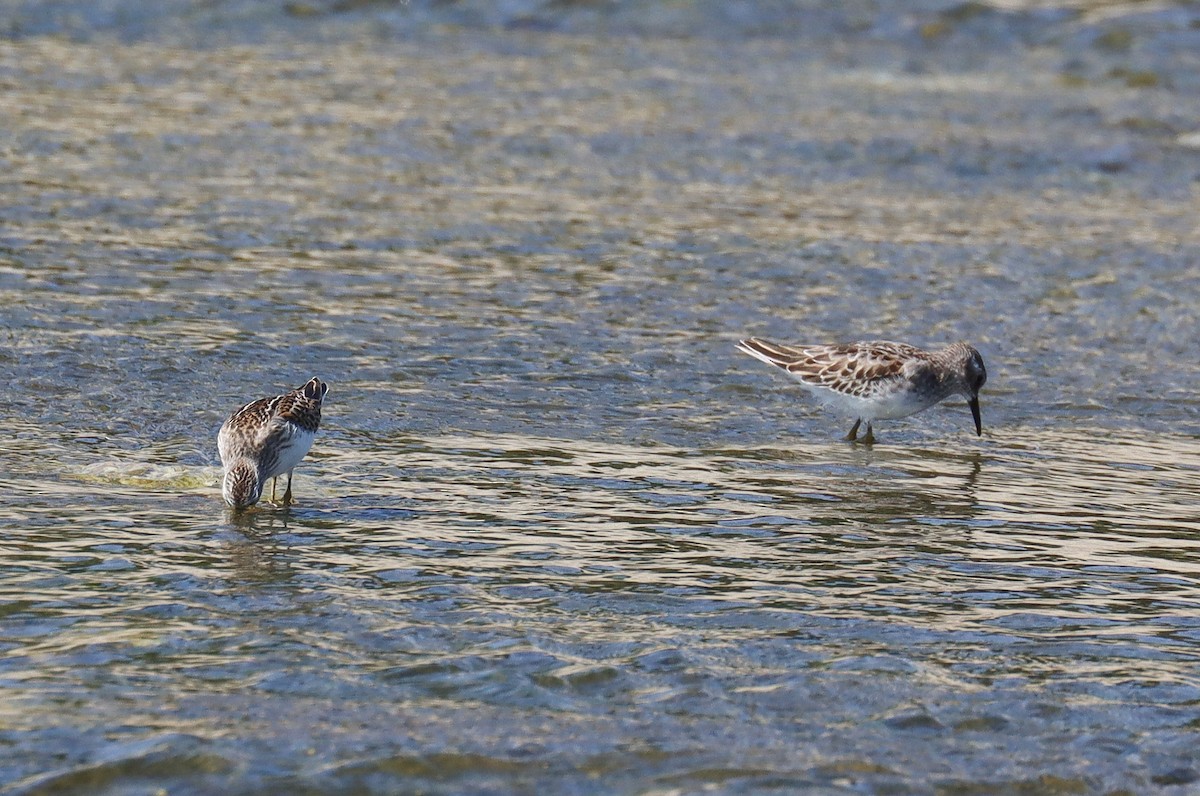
283,471,294,505
844,418,861,442
862,423,876,445
270,477,278,503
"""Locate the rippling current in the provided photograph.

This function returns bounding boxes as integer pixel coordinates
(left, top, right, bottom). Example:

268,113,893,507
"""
3,1,1200,793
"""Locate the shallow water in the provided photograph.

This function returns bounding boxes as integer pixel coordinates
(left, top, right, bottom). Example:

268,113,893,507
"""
3,2,1200,793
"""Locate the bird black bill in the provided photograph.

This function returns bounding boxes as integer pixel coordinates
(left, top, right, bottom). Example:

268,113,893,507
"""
969,396,982,436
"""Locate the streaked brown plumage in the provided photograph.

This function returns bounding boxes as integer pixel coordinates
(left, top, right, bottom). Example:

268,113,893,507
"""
217,377,328,508
736,338,986,443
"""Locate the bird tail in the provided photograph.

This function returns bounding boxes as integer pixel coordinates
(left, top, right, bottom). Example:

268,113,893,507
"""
301,377,328,401
735,337,804,370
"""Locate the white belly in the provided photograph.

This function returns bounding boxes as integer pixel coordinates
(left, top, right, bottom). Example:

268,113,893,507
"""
804,383,934,421
262,423,316,479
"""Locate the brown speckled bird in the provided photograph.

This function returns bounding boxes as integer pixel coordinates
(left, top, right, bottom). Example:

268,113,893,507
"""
736,338,986,444
217,377,328,508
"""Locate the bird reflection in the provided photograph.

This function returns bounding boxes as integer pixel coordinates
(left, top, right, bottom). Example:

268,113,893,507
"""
223,508,298,585
735,443,986,526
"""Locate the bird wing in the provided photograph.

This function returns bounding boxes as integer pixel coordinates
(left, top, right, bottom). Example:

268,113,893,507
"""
219,394,280,454
737,338,923,398
273,385,323,432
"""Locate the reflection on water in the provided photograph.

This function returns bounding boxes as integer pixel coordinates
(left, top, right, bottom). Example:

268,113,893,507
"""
3,423,1200,790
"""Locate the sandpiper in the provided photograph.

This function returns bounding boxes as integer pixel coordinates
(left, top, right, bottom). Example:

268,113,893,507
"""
218,377,328,507
736,338,986,443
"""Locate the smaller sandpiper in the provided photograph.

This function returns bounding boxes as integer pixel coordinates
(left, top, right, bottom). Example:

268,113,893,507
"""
218,377,329,508
736,338,986,444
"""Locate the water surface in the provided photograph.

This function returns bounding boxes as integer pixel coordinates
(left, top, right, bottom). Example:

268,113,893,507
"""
3,2,1200,793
